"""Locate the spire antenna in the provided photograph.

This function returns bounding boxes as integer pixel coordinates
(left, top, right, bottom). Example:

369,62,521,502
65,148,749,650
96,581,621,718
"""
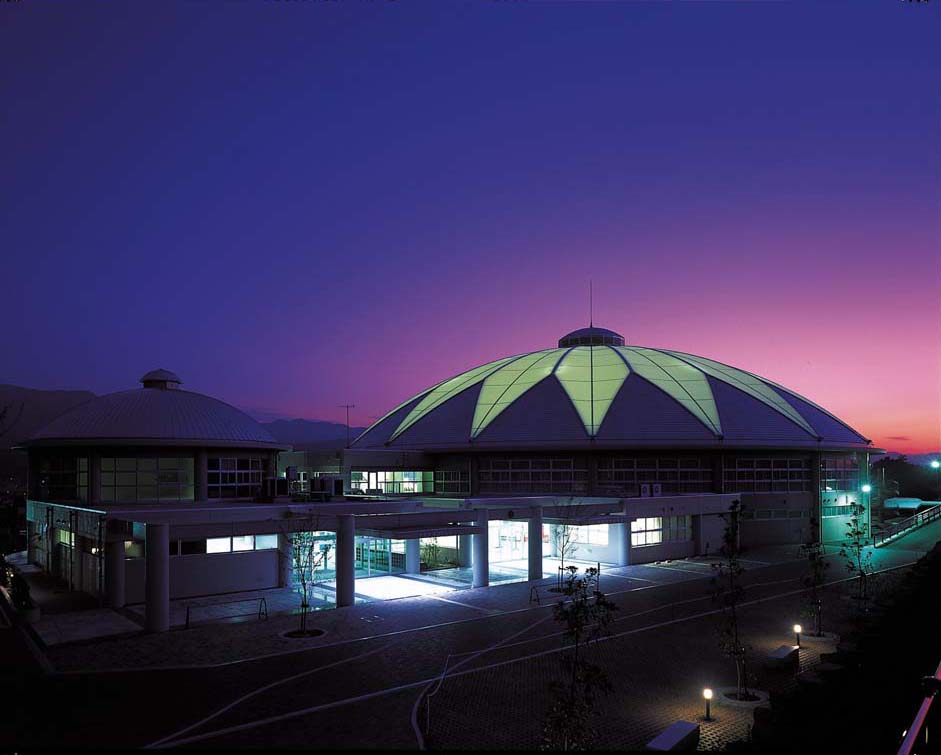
589,280,593,327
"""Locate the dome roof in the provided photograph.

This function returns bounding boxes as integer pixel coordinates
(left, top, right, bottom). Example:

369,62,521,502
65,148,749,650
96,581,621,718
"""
27,370,285,449
353,333,871,452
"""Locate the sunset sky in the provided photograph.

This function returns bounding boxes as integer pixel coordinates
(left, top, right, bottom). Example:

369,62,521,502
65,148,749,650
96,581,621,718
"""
2,1,938,454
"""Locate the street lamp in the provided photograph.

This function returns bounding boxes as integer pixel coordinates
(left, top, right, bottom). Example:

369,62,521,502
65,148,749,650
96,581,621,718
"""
703,688,713,721
861,484,872,494
794,623,802,648
931,460,940,500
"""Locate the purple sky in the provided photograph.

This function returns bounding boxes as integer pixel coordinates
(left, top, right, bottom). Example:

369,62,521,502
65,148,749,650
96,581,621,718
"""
2,1,939,452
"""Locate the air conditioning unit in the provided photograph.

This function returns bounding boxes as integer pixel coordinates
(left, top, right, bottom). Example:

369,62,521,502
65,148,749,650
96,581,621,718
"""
652,483,662,497
640,484,651,497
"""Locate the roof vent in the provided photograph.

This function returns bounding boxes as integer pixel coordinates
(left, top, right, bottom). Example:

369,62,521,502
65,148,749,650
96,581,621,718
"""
140,369,182,390
558,326,625,348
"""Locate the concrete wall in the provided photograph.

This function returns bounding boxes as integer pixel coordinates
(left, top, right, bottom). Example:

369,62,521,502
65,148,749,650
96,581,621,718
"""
125,550,279,604
739,492,814,549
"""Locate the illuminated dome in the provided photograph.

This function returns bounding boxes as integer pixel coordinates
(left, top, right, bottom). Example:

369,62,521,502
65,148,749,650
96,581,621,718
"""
353,328,870,452
27,370,285,449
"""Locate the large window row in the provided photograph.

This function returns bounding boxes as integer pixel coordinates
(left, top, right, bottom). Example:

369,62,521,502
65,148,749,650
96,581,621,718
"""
350,470,433,495
38,457,88,503
101,457,194,504
820,454,861,493
597,457,712,495
208,457,262,499
630,515,691,547
722,456,810,493
434,469,470,495
478,457,588,494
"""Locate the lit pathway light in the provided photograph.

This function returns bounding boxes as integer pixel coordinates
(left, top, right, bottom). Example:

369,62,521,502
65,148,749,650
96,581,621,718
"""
794,623,802,648
861,484,872,494
703,688,713,721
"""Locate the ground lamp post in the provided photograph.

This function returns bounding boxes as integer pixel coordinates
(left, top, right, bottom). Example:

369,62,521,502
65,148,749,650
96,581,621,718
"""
703,688,713,721
932,459,940,499
794,623,802,649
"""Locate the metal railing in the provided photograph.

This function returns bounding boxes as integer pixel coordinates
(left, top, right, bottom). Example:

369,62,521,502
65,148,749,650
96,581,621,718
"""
897,659,941,755
874,504,941,548
184,596,268,629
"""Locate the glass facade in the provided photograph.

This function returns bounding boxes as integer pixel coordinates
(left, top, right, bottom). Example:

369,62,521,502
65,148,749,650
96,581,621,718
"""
820,454,860,492
101,456,194,504
208,457,263,499
350,470,433,495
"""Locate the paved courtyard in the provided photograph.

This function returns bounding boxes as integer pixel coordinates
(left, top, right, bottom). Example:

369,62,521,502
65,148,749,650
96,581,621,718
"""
4,521,937,751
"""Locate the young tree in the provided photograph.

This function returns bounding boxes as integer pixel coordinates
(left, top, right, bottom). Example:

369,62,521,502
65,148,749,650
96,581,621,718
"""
420,537,441,570
838,504,874,605
711,499,752,701
281,515,332,635
541,566,617,751
798,517,829,637
553,524,580,591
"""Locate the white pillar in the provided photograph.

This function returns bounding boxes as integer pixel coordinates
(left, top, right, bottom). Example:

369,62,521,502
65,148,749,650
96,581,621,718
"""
70,520,81,592
145,523,170,632
472,509,489,588
279,532,294,588
405,539,420,574
528,508,543,581
617,523,631,566
458,534,472,567
336,515,355,607
106,539,126,609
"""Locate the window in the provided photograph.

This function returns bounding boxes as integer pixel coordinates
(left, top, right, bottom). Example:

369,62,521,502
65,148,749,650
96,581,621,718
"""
631,517,663,547
39,456,88,503
478,456,588,494
434,468,470,495
232,535,254,552
597,456,712,496
255,534,278,550
208,457,263,499
350,470,433,495
723,456,810,493
582,524,609,546
101,457,194,503
207,537,231,553
820,454,861,493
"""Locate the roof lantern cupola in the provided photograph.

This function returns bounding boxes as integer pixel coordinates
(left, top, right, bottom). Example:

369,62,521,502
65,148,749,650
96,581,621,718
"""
558,326,625,348
140,369,183,390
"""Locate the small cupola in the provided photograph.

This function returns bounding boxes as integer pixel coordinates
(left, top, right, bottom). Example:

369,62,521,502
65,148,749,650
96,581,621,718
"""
140,369,182,390
558,326,625,348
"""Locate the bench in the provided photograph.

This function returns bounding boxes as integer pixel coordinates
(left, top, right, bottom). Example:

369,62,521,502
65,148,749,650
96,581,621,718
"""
645,721,700,751
766,644,798,668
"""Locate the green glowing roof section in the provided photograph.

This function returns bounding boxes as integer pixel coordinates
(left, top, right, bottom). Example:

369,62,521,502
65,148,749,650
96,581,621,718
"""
616,347,722,436
389,354,521,442
352,383,438,445
471,349,564,438
554,346,630,436
665,350,819,438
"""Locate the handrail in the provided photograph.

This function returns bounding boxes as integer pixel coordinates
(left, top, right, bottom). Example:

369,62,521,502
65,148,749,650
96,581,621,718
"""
874,504,941,548
897,658,941,755
184,596,268,629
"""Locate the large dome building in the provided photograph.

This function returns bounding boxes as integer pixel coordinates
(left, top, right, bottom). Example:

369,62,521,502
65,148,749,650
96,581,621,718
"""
348,326,876,545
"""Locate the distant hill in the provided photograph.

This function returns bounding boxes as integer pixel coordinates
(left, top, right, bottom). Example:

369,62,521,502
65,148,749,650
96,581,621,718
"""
0,384,97,446
260,418,368,450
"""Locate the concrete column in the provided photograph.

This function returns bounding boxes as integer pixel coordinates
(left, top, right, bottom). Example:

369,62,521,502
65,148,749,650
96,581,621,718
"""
145,523,170,632
335,515,356,607
278,532,294,588
196,451,209,502
472,509,489,588
89,453,101,507
618,502,631,566
405,538,420,574
106,539,126,609
457,535,472,567
69,512,80,591
26,521,36,564
528,508,543,581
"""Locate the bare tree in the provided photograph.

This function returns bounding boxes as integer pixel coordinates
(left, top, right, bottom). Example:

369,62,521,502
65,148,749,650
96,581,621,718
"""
798,516,829,636
281,514,332,636
839,504,874,606
541,566,617,750
553,524,580,592
711,499,754,701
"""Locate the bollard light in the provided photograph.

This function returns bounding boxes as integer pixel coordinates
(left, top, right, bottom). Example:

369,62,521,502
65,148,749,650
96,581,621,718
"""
794,623,802,648
703,688,713,721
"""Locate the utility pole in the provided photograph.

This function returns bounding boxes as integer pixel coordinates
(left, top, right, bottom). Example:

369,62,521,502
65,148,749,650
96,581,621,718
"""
339,403,356,448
